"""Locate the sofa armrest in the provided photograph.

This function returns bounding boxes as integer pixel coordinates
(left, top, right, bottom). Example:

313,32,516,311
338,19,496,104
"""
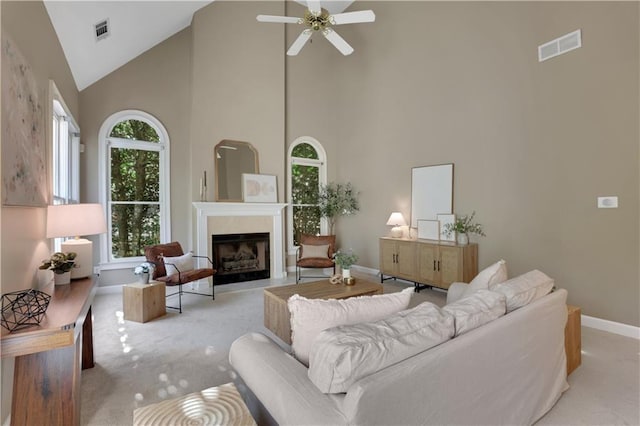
229,332,347,426
446,282,468,304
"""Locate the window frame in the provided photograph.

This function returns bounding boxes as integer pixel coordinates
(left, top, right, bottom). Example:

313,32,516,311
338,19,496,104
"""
98,110,171,268
287,136,327,254
50,81,80,252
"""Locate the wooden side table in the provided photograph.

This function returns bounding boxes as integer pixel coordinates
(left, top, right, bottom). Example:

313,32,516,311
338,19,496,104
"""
565,305,582,375
123,282,166,323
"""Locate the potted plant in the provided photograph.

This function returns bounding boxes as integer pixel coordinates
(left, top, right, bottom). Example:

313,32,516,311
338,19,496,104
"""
318,182,360,235
334,249,359,279
133,262,155,284
39,252,76,285
442,211,486,245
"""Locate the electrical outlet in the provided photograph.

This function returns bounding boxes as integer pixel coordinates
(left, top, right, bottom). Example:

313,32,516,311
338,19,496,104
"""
597,196,618,208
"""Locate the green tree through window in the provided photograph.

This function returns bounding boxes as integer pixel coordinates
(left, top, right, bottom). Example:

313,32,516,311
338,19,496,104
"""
109,120,161,258
290,142,324,246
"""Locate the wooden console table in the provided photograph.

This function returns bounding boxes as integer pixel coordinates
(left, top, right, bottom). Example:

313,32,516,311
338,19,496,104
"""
1,276,97,426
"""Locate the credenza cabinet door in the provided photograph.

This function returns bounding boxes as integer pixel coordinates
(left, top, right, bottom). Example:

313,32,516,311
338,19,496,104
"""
379,239,416,281
439,246,463,289
380,239,397,274
417,243,439,283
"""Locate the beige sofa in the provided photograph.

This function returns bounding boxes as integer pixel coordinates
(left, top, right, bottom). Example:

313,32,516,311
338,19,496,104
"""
229,288,569,425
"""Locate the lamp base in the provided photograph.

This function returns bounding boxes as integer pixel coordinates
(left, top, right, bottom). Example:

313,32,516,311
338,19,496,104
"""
390,226,403,238
61,238,93,279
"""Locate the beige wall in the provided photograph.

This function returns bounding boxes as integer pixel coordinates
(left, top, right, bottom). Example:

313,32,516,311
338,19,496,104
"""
1,1,80,422
288,1,638,326
79,28,193,285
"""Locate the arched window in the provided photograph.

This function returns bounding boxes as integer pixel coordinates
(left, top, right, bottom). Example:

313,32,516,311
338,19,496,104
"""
98,110,170,266
287,137,327,252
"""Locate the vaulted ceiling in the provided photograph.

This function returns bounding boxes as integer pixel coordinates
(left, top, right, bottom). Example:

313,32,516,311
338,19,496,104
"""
44,1,354,91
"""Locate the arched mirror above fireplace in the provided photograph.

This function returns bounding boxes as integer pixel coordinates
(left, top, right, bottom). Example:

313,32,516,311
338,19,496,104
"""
215,140,259,202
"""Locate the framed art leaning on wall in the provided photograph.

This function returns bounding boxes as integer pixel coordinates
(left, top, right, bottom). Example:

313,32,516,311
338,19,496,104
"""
242,173,277,203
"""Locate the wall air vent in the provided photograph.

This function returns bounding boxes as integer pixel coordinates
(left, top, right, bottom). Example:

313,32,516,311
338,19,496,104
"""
538,29,581,62
95,19,110,41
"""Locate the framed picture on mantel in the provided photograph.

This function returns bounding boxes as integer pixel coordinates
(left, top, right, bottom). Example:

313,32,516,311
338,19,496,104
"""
242,173,277,203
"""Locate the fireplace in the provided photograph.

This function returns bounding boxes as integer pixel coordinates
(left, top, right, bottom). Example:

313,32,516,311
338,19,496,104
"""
212,232,270,284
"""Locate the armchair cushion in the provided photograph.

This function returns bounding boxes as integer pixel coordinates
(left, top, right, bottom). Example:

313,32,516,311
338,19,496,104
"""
163,252,194,276
300,234,336,258
145,242,184,279
300,244,330,259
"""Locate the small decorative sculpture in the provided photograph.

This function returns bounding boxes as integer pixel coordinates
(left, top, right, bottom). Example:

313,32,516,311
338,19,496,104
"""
1,289,51,332
329,274,343,285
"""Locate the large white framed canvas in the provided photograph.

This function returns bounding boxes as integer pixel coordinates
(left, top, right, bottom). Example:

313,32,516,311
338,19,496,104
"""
437,214,456,242
410,163,454,228
2,33,47,207
242,173,277,203
417,219,440,241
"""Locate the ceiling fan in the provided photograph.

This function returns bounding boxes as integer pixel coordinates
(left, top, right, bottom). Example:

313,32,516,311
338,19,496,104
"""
256,1,375,56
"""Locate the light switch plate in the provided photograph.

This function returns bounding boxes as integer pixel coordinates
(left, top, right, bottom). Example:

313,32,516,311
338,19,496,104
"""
597,196,618,208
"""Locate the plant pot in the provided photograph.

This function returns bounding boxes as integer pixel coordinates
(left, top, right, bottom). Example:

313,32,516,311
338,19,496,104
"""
342,268,351,279
53,271,71,285
456,233,469,245
137,272,150,284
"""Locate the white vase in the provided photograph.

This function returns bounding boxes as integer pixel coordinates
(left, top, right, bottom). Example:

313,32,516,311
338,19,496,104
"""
53,271,71,285
457,233,469,245
342,268,351,279
137,272,150,284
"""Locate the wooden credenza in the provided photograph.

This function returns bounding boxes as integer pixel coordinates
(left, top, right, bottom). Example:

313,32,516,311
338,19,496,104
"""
380,238,478,290
0,276,97,426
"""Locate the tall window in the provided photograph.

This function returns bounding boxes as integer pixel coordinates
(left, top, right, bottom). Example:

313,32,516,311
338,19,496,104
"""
51,82,80,251
287,137,327,252
99,111,170,264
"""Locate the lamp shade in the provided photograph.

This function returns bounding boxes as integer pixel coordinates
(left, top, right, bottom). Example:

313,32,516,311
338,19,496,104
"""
386,212,407,227
46,203,107,238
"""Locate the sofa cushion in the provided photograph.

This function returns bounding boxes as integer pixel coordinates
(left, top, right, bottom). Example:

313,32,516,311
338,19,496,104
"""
443,290,506,336
162,252,194,276
288,288,413,365
492,270,554,312
308,302,454,393
461,259,508,298
300,244,330,259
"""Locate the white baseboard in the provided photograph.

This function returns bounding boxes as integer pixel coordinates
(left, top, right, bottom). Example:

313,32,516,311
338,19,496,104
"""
581,314,640,339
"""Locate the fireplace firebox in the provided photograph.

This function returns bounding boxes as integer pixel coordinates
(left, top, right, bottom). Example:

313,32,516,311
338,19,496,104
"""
212,233,270,284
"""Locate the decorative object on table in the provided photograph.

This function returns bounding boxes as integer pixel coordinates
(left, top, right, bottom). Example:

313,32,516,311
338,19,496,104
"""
46,203,107,279
437,214,456,242
334,249,358,283
39,252,77,285
2,34,47,207
199,170,207,202
386,212,407,238
318,182,360,234
329,274,343,285
417,219,440,240
256,3,375,56
1,289,51,332
133,262,155,284
442,211,486,245
242,173,277,203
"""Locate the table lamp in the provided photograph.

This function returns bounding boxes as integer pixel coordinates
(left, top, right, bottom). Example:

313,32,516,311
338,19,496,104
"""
46,203,108,279
386,212,407,238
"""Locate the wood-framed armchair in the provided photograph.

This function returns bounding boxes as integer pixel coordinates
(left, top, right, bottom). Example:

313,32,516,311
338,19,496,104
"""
295,234,336,284
144,242,216,313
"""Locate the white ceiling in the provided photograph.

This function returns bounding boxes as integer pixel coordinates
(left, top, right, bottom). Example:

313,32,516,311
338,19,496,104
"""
44,1,355,91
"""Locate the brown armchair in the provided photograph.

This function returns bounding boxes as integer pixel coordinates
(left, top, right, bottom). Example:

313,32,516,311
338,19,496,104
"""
144,242,216,313
295,234,336,283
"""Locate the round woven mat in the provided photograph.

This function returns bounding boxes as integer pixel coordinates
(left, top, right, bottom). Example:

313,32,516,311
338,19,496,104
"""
133,382,256,426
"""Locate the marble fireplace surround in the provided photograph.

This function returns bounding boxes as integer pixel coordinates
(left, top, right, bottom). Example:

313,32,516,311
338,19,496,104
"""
193,202,288,280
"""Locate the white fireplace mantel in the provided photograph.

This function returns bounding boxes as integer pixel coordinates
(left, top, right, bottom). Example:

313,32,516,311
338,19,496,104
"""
193,202,288,279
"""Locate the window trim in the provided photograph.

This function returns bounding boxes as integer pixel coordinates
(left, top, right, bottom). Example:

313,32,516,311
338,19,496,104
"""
287,136,327,254
98,110,171,266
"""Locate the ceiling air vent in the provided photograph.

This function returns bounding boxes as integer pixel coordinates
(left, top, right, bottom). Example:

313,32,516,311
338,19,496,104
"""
538,29,581,62
95,19,110,41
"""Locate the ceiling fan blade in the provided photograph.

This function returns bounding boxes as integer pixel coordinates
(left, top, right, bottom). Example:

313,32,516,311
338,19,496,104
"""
307,0,322,15
330,10,376,25
257,15,301,24
322,28,354,56
287,30,313,56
